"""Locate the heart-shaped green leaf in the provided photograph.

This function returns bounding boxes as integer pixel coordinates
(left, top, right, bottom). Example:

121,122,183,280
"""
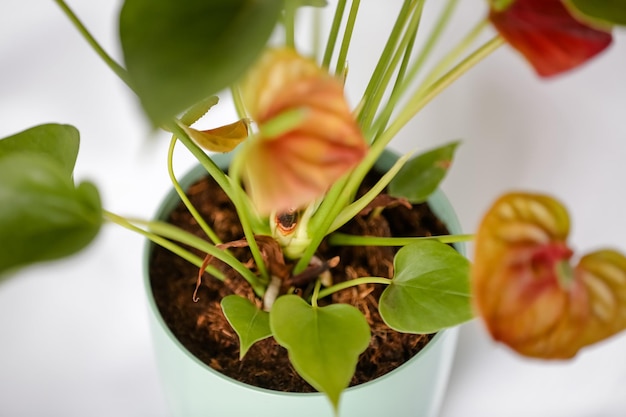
388,141,459,203
119,0,283,124
566,0,626,26
380,240,472,333
0,153,102,275
0,124,79,177
221,295,272,359
270,295,370,411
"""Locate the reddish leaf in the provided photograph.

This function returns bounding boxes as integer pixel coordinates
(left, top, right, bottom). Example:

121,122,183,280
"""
489,0,612,77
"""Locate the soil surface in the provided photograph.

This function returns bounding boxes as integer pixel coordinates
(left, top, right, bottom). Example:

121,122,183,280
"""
149,170,450,392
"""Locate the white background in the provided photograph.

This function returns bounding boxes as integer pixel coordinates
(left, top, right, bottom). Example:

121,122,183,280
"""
1,1,625,416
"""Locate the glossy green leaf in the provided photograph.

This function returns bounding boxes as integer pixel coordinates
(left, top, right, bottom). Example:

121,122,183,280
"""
270,295,370,411
0,153,102,275
566,0,626,26
221,295,272,359
119,0,283,124
0,124,79,177
380,240,472,333
388,141,459,204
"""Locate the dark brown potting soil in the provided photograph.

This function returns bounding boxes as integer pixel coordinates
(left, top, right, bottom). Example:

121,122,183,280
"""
149,169,450,392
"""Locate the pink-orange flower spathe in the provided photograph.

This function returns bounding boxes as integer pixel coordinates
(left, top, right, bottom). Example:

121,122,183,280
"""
473,193,626,359
238,48,367,215
489,0,613,77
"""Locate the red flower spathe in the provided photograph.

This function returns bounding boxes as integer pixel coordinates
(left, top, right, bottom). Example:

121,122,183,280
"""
489,0,613,77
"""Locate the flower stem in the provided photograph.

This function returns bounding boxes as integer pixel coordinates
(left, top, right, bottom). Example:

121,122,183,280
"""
372,0,459,135
141,220,263,289
284,1,297,49
167,137,221,244
322,0,348,68
296,1,423,274
167,121,235,199
102,210,225,281
327,232,475,247
411,0,460,80
166,121,270,285
312,7,323,60
377,35,505,150
53,0,133,91
335,0,361,76
357,0,417,130
229,145,270,282
328,151,412,233
311,279,323,308
414,18,489,102
110,212,268,297
230,85,247,120
317,276,392,300
359,0,424,135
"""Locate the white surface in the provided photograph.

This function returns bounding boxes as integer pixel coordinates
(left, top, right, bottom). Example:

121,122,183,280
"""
1,1,625,416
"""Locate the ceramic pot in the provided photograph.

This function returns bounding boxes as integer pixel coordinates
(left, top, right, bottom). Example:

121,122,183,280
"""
143,150,463,417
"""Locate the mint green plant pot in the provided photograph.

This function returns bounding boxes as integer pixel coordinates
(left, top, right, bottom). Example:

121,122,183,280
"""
144,150,462,417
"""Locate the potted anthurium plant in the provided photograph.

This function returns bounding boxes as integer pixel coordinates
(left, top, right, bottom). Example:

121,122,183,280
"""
2,0,626,415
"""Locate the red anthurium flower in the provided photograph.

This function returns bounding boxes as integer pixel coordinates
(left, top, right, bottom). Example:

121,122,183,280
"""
473,193,626,358
489,0,613,77
238,48,367,215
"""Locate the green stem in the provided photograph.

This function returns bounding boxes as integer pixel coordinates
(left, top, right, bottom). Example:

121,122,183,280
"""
328,151,412,233
376,35,505,151
167,137,221,244
370,19,490,143
114,213,267,297
359,1,424,135
372,0,458,136
322,0,347,68
141,220,264,291
335,0,361,76
312,7,323,61
103,210,225,281
317,276,392,300
230,85,247,120
357,0,416,129
311,279,322,308
54,0,133,90
229,145,270,281
141,121,268,292
409,0,460,81
322,14,497,239
327,232,475,247
293,178,347,275
415,18,489,100
166,121,235,199
295,2,424,274
284,2,297,49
